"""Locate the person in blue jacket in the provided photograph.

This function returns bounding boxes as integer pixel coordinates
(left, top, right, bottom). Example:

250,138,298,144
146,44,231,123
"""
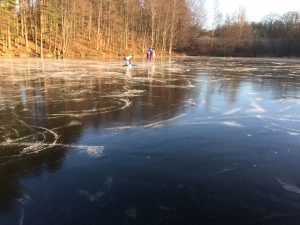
147,48,153,62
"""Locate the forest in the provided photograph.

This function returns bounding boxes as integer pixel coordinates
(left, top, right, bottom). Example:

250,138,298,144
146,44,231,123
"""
0,0,300,58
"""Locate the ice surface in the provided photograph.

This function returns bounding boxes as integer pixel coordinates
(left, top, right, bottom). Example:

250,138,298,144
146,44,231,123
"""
0,57,300,225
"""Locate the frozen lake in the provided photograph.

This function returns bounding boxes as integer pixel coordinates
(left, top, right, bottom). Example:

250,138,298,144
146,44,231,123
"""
0,57,300,225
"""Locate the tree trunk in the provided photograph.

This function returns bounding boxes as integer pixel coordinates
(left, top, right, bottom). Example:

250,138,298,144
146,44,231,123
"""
169,0,176,55
96,3,101,51
151,2,155,48
40,0,45,58
7,27,11,50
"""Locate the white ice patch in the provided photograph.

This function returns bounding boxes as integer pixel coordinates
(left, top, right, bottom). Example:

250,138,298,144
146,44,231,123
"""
120,98,132,110
105,176,113,190
0,124,60,156
246,92,258,96
166,67,184,72
84,146,105,158
210,167,240,177
106,90,145,98
272,62,285,65
277,178,300,194
77,189,104,202
71,98,85,102
20,142,46,155
68,120,82,126
125,207,138,219
144,114,186,128
105,125,136,131
165,84,194,89
185,99,196,106
247,101,266,113
186,81,195,88
288,132,300,136
279,106,292,112
222,121,244,128
223,107,242,116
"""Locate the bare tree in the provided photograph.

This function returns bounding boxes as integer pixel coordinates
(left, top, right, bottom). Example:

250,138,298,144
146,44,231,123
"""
211,0,222,47
281,11,300,56
7,0,299,58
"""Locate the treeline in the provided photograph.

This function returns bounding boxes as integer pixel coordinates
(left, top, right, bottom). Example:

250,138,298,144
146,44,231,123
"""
1,0,300,58
0,0,205,58
194,9,300,57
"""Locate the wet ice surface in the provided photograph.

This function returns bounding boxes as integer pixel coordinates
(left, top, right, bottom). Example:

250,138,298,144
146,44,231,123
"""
0,57,300,225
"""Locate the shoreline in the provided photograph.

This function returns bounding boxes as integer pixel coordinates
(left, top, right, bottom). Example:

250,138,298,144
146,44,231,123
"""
1,55,299,61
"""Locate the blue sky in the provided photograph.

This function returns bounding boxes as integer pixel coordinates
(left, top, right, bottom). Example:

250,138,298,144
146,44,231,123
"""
206,0,300,25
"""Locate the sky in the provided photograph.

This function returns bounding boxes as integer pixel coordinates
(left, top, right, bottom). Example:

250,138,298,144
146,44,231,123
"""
206,0,300,25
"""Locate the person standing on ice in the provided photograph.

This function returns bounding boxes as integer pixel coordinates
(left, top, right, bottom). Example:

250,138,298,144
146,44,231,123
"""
124,56,133,66
147,48,153,62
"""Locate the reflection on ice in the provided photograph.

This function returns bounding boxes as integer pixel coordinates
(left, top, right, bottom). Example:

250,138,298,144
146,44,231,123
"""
18,193,30,225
